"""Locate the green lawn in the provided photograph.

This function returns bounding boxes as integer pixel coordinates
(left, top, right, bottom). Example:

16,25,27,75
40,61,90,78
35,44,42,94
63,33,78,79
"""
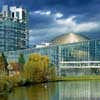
57,75,100,81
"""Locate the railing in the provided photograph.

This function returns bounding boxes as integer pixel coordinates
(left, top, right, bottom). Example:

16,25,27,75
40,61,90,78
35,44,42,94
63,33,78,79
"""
60,66,100,68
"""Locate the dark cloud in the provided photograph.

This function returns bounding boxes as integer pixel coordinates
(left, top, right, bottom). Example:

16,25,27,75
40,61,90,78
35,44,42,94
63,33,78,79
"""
0,0,100,45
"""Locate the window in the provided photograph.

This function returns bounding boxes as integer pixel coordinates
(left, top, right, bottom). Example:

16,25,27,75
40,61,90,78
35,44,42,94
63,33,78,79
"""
4,11,7,17
12,12,14,18
16,12,19,19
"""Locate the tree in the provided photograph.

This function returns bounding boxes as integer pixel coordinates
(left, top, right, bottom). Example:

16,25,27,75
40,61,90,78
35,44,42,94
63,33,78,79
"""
48,64,57,81
18,54,25,71
0,53,8,74
24,53,50,83
41,56,50,81
0,56,5,71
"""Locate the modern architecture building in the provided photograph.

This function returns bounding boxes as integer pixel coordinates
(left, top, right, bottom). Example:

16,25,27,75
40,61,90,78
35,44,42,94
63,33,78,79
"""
51,33,90,45
4,33,100,76
0,5,29,51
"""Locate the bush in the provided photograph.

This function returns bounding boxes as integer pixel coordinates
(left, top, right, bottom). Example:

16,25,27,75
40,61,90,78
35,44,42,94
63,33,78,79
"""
0,72,12,93
23,53,56,83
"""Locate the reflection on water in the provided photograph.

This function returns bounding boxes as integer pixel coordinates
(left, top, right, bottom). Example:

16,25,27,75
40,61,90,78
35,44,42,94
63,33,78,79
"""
59,81,100,100
0,81,100,100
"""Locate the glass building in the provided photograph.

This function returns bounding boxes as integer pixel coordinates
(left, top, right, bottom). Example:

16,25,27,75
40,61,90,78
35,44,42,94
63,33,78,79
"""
4,33,100,76
0,5,29,51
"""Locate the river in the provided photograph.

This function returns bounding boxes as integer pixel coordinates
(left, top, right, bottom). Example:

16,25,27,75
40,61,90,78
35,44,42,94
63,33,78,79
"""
0,80,100,100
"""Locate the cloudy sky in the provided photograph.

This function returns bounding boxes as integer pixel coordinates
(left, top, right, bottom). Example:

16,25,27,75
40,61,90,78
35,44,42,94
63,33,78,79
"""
0,0,100,45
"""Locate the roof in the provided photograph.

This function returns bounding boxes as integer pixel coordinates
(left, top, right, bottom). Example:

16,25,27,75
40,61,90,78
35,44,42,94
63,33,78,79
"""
51,33,90,45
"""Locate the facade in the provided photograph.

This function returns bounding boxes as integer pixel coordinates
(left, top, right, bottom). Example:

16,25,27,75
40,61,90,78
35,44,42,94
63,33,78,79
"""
4,37,100,76
0,5,29,51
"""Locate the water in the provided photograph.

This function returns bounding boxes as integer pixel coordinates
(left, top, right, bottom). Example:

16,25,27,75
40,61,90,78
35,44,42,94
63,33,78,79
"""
0,81,100,100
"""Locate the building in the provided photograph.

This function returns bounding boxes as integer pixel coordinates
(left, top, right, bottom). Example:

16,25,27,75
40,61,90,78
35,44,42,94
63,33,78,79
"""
33,42,51,48
0,5,29,51
51,33,90,45
4,33,100,76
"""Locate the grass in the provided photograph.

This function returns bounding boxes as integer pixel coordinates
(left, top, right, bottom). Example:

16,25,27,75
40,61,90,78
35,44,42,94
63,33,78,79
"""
58,75,100,81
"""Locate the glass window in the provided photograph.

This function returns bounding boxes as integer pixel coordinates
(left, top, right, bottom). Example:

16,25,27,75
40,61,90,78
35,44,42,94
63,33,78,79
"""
16,12,19,19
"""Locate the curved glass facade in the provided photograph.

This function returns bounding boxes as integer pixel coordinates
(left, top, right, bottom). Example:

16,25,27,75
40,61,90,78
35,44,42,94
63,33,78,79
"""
4,40,100,75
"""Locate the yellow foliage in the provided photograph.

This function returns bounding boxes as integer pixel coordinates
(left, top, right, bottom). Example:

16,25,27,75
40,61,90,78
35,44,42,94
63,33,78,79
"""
0,56,5,70
24,53,50,82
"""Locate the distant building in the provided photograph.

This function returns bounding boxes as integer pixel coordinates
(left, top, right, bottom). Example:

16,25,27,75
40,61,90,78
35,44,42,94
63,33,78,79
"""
51,33,90,45
0,5,29,51
34,43,51,48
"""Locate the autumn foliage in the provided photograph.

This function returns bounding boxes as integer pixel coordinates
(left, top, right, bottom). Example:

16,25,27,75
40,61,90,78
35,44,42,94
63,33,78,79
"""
23,53,51,83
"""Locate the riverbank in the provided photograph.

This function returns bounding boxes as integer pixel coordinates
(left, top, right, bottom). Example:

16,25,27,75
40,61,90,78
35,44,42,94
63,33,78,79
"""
1,75,100,95
0,79,13,95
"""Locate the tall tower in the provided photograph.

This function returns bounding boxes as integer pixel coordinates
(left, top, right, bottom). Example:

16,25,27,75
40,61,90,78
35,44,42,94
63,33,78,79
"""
0,5,29,51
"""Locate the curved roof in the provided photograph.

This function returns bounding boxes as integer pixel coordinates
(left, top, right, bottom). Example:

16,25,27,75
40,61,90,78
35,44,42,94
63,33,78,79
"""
51,33,90,45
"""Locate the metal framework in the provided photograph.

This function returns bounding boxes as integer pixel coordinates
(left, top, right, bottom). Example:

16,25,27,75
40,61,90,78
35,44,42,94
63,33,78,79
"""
0,7,29,52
